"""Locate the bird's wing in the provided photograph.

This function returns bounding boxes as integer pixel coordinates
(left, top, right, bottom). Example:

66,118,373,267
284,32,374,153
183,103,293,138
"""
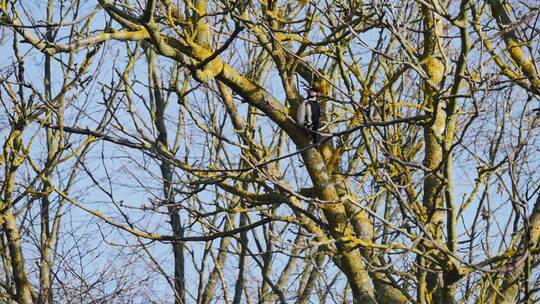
310,101,321,131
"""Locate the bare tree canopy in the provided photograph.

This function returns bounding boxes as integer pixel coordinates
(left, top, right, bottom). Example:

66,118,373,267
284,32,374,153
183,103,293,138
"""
1,0,540,303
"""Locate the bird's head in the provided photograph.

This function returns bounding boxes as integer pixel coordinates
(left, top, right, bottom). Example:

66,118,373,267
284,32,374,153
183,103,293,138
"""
307,87,322,98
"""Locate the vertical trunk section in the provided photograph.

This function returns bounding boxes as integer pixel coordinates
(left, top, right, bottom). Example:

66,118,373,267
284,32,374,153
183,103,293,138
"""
419,4,446,303
3,211,33,304
148,50,186,304
232,212,248,304
38,2,55,302
2,127,33,304
199,215,234,304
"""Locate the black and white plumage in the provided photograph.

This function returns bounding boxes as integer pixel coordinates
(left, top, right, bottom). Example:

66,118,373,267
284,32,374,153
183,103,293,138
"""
532,107,540,128
296,88,322,142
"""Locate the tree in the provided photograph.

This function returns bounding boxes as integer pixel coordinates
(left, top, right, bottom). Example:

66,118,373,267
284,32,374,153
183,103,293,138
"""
1,0,540,303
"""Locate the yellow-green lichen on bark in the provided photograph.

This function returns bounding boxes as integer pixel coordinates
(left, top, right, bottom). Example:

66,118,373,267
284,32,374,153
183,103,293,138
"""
419,4,447,303
489,0,540,92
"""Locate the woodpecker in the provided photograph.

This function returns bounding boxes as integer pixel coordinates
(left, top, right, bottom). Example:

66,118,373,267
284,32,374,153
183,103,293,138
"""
532,107,540,128
296,87,322,142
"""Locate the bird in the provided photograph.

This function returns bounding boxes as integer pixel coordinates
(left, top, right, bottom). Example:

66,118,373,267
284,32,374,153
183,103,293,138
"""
296,87,322,142
532,107,540,128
